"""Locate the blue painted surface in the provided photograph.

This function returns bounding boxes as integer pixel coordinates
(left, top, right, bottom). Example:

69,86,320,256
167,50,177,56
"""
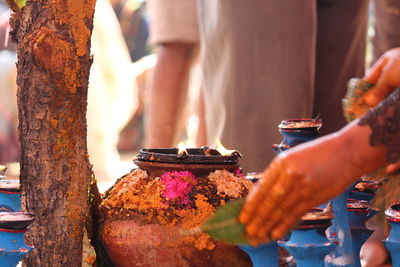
347,209,378,229
0,192,21,212
385,220,400,267
279,129,320,147
0,251,27,267
0,230,32,267
326,187,356,267
239,243,279,267
351,228,373,266
385,242,400,267
347,206,377,266
0,180,32,266
279,129,320,148
348,190,375,204
280,226,334,267
386,220,400,243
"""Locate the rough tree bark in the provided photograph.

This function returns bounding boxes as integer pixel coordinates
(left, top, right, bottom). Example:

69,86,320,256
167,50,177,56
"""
10,0,96,265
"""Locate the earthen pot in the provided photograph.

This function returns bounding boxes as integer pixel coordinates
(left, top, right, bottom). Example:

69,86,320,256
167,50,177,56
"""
100,219,251,267
101,148,250,267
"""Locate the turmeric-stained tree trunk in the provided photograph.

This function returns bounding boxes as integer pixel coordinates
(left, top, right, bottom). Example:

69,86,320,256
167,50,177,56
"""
10,0,96,265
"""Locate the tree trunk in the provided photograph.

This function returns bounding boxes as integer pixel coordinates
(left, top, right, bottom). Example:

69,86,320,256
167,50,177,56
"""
10,0,96,265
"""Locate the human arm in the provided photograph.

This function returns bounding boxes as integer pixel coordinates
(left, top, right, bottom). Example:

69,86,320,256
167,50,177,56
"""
239,85,400,242
239,118,387,242
363,47,400,172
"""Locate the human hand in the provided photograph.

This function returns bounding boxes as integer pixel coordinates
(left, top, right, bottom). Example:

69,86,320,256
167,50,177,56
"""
363,48,400,173
363,47,400,106
238,126,383,243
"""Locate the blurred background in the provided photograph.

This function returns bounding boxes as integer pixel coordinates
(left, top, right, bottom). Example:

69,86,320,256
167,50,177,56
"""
1,0,400,184
2,2,400,265
1,0,400,266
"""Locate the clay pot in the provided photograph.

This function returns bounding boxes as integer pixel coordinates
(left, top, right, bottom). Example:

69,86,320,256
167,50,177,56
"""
384,203,400,267
272,118,322,153
100,219,251,267
279,208,334,267
278,119,322,148
101,148,251,267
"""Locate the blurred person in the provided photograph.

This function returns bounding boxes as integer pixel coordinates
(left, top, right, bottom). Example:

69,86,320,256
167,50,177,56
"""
0,4,15,51
107,0,150,152
144,0,206,148
239,47,400,254
0,6,18,163
198,0,369,172
117,54,155,153
0,49,18,163
88,0,137,184
0,0,137,183
373,0,400,61
110,0,150,62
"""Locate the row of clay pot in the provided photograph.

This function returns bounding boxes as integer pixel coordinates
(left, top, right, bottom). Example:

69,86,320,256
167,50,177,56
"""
0,167,34,267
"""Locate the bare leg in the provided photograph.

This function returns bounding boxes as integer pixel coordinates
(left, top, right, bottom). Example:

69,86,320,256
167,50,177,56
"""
145,42,197,148
196,87,207,146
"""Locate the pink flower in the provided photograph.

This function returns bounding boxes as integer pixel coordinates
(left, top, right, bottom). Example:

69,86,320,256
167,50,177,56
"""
234,168,244,177
161,171,197,206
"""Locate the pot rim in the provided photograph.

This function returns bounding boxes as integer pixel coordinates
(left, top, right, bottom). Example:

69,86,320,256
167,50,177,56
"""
385,202,400,222
135,148,241,165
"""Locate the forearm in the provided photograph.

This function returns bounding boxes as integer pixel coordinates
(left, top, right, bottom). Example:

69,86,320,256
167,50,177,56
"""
336,121,387,178
239,88,400,242
294,88,400,182
302,88,400,182
275,124,385,199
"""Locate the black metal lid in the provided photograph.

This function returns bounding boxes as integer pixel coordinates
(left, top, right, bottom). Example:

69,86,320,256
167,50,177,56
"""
135,147,241,165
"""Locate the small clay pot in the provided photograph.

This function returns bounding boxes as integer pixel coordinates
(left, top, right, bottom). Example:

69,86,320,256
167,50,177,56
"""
278,119,322,148
0,212,34,230
386,202,400,223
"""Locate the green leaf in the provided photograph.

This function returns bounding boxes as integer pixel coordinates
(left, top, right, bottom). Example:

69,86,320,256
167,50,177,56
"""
5,0,27,12
201,199,249,245
15,0,27,9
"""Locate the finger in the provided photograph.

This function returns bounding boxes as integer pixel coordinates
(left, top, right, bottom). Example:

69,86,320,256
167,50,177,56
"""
270,194,319,240
270,201,311,240
247,236,270,247
364,74,394,106
244,177,293,236
239,161,282,224
266,181,315,240
386,161,400,174
364,57,387,84
245,170,298,237
239,180,271,225
364,58,398,106
253,178,304,238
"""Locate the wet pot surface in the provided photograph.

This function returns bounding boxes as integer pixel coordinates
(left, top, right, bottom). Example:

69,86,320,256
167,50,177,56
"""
100,220,251,267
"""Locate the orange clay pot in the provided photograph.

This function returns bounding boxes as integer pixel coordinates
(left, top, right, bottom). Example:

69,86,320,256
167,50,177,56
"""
100,219,251,267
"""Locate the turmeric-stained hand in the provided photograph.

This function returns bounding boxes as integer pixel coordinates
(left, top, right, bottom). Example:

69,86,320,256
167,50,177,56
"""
239,157,314,242
239,125,386,243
